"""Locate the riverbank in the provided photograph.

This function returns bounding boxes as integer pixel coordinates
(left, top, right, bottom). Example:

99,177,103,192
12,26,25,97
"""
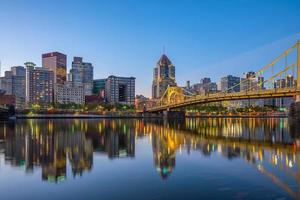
15,112,289,119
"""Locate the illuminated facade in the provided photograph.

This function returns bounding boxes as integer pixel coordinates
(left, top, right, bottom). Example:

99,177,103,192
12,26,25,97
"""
152,54,176,99
55,82,84,104
42,52,67,84
25,65,54,105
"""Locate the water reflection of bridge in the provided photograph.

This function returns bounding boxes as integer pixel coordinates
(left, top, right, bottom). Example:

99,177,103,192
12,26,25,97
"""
139,118,300,198
0,118,299,198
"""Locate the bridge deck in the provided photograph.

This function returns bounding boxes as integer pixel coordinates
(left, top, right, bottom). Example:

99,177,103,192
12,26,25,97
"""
147,88,300,112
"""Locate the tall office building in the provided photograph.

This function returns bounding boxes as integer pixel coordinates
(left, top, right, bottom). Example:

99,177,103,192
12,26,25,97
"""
42,52,67,84
25,63,54,105
152,54,176,99
220,75,240,92
105,76,135,105
0,66,26,108
70,57,94,96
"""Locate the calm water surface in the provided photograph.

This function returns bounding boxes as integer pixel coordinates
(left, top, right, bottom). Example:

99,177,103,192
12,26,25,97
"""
0,118,300,200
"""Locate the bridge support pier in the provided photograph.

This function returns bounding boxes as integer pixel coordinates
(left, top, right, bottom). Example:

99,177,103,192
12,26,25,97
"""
290,102,300,118
291,40,300,118
163,110,186,119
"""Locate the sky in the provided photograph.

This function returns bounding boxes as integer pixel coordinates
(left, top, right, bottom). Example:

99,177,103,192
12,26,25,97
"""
0,0,299,97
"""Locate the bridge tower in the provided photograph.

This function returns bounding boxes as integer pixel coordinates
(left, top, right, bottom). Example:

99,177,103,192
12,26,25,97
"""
297,40,300,102
289,40,300,118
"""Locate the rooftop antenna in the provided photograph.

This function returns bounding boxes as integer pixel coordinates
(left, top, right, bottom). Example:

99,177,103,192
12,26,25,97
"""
163,45,166,55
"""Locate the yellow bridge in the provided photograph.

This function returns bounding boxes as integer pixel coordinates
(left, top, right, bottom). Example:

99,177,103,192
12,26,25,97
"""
146,40,300,113
147,87,300,112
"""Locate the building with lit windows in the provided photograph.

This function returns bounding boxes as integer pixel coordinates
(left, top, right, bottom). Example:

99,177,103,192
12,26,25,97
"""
55,82,84,104
42,52,67,84
105,76,135,105
152,54,176,99
25,63,54,106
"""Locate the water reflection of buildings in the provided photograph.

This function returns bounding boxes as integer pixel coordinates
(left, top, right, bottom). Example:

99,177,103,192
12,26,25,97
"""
0,119,137,182
0,122,93,182
86,120,135,159
152,132,176,179
0,118,300,197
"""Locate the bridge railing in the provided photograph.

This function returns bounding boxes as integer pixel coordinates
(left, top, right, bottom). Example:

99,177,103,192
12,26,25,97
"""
148,87,299,111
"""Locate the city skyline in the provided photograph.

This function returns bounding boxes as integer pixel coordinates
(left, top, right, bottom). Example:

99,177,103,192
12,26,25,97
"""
0,0,300,97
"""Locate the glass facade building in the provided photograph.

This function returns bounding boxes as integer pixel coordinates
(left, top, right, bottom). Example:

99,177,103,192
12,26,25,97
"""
70,57,94,96
93,79,106,98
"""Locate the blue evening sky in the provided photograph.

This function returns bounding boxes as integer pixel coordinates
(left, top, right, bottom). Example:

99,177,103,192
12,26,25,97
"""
0,0,299,97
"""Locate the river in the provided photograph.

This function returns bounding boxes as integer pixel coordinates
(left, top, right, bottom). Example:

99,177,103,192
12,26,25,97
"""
0,118,299,200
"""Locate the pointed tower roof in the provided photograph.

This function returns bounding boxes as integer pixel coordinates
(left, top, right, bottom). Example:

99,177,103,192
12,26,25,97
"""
157,54,172,66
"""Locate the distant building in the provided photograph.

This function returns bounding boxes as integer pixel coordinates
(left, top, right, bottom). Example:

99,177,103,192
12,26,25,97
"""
274,79,286,89
42,52,67,84
286,75,294,87
56,82,84,104
200,77,211,85
135,95,156,111
274,75,295,89
270,75,295,108
152,54,176,99
0,71,13,95
240,71,264,91
105,76,135,105
135,95,148,111
220,75,240,92
25,63,54,105
192,78,218,95
93,79,106,98
0,66,26,108
70,57,93,96
186,81,191,89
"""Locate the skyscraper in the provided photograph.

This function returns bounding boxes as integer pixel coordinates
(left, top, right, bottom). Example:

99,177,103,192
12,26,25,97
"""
70,57,94,96
105,76,135,105
25,63,54,106
152,54,176,99
42,52,67,84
